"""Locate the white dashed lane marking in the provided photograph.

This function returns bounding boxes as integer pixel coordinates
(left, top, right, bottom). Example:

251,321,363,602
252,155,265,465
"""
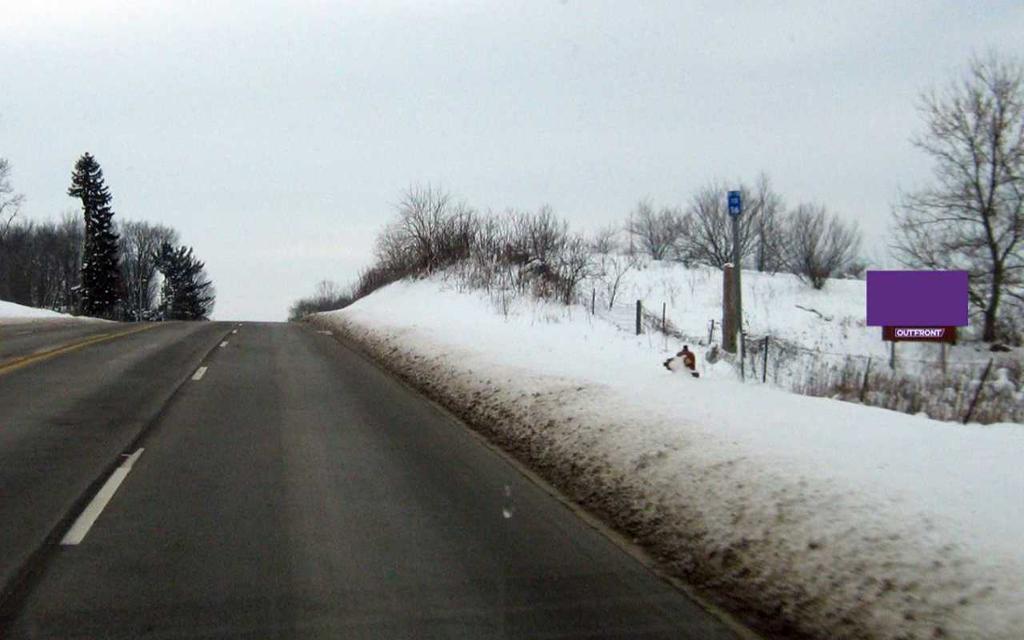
61,449,145,545
191,366,208,381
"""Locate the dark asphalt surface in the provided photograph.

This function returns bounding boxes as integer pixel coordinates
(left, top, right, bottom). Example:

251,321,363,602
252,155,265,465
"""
0,321,743,639
0,319,116,362
0,321,231,602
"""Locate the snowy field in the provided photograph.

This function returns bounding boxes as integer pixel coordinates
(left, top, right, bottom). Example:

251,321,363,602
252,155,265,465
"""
586,260,1022,423
315,276,1024,640
0,300,77,323
599,259,1015,373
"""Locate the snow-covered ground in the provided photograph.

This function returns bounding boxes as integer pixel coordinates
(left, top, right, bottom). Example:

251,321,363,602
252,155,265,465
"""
600,259,1013,371
0,300,77,323
315,276,1024,640
588,260,1022,423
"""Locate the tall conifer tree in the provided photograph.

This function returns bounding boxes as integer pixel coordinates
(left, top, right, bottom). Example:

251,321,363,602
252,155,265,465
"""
156,242,215,320
68,153,121,317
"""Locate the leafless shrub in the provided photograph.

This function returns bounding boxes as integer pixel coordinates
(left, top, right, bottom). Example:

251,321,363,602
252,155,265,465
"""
750,173,787,273
590,224,622,254
516,205,567,266
288,279,354,321
625,200,688,260
353,264,405,300
553,234,593,304
784,204,862,289
376,185,478,276
594,250,639,309
795,356,1023,424
350,189,594,308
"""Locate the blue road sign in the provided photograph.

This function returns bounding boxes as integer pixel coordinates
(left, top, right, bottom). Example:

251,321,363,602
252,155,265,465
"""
727,191,742,216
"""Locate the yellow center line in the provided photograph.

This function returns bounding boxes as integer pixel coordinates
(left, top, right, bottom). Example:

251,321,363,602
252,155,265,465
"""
0,324,158,377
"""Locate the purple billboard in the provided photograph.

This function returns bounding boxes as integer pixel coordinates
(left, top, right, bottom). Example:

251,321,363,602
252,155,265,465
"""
866,271,969,327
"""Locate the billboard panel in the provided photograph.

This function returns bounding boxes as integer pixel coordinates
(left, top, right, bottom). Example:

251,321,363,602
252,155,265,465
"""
866,271,968,327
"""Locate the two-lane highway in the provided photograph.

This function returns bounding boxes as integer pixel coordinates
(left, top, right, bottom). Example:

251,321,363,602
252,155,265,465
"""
0,322,745,639
0,321,231,605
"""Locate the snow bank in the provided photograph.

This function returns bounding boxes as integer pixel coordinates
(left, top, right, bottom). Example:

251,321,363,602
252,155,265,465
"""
0,300,74,322
315,277,1024,640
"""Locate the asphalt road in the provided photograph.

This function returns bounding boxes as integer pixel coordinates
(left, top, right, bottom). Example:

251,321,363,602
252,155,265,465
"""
0,319,115,362
0,321,743,639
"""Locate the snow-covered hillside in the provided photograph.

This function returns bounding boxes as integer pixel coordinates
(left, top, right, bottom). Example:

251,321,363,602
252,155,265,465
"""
0,300,75,323
584,260,1022,423
315,276,1024,640
601,260,1007,368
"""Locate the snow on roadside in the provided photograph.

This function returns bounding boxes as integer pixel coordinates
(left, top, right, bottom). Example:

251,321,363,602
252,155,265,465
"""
0,300,76,322
315,277,1024,640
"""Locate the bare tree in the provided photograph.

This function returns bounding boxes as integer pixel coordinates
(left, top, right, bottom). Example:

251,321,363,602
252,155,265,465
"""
288,280,353,321
54,212,84,311
785,203,862,289
515,205,567,265
625,200,687,260
372,184,477,278
0,213,84,311
594,250,638,309
750,173,787,273
119,220,179,320
892,53,1024,342
0,158,24,242
682,181,760,267
554,234,592,304
590,224,622,254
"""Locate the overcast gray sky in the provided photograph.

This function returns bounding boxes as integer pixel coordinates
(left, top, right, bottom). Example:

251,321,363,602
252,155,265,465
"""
2,1,1022,320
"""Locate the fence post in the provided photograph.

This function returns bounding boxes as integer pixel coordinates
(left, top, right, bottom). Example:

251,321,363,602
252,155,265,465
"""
591,288,596,315
859,357,872,403
708,319,716,345
963,358,994,424
662,302,666,334
939,343,947,375
635,300,642,335
740,331,746,381
762,336,769,383
889,341,897,369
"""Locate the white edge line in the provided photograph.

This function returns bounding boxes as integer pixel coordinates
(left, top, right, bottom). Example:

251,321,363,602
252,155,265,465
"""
192,366,208,381
61,448,145,545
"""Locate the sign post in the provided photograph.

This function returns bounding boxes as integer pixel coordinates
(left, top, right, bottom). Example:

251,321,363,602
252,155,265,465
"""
867,271,969,371
725,190,743,353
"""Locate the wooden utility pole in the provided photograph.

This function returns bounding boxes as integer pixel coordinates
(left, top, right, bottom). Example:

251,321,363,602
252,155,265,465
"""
722,264,737,352
762,336,769,383
732,205,743,348
723,190,743,353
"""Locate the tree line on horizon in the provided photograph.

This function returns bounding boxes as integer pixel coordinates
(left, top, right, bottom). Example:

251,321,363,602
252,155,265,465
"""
293,53,1023,344
0,153,214,321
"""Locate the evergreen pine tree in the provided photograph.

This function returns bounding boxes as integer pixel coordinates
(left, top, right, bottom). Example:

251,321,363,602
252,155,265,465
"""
68,153,122,318
156,242,215,320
